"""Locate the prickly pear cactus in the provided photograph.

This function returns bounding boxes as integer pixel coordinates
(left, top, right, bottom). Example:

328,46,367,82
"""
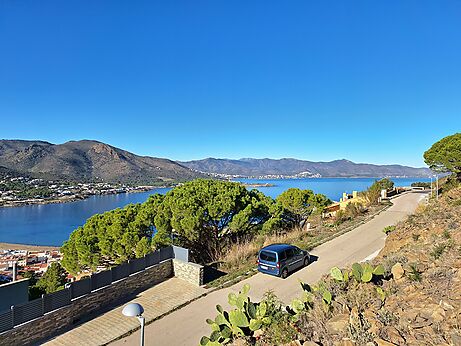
201,284,271,345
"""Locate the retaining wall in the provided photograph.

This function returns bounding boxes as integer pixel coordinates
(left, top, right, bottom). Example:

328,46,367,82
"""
173,259,204,286
0,260,173,346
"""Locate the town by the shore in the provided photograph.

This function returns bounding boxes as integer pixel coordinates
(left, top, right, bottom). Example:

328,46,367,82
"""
0,175,160,208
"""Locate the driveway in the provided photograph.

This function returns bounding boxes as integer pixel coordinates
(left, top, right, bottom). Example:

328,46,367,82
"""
112,191,427,346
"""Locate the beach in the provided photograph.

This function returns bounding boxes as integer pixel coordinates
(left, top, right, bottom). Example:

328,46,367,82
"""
0,242,60,251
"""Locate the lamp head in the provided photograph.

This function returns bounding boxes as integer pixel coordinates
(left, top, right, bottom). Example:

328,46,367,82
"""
122,303,144,317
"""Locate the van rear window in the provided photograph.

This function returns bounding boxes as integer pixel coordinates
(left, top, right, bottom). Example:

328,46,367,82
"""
259,251,276,262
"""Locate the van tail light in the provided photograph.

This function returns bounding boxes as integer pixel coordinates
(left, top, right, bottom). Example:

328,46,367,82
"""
276,262,280,268
256,258,259,265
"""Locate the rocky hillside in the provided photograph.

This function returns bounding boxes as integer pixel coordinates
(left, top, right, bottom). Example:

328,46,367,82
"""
286,185,461,345
0,140,203,184
180,158,431,178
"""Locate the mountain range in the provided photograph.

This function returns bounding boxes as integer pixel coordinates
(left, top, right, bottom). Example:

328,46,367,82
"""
180,158,431,178
0,139,431,184
0,140,202,184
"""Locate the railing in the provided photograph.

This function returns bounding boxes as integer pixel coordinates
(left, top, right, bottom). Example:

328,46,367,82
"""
0,245,187,334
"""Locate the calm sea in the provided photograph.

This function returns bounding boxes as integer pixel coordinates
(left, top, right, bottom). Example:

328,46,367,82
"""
0,178,430,246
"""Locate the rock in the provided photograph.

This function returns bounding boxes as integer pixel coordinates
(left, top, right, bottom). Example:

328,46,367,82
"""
411,319,432,329
374,339,397,346
439,300,455,311
419,304,439,320
303,342,320,346
383,326,405,345
327,313,350,334
391,263,405,280
230,339,247,346
339,339,355,346
431,306,446,323
451,332,461,345
253,329,264,339
403,285,416,293
282,341,302,346
349,307,360,326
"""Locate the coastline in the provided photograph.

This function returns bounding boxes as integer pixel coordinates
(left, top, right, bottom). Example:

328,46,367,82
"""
0,242,60,251
0,186,162,209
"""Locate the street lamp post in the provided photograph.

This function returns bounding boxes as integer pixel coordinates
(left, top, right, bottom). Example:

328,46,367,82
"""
122,303,145,346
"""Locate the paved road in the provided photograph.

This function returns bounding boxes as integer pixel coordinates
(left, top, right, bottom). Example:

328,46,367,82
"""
112,192,427,346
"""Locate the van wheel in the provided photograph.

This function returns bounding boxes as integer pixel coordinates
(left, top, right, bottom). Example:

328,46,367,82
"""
281,268,289,279
304,257,310,266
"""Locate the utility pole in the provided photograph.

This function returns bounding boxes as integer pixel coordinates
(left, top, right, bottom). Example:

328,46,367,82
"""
430,176,433,198
436,174,439,200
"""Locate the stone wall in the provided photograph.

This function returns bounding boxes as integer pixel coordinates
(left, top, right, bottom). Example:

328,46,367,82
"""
173,259,204,286
0,260,173,346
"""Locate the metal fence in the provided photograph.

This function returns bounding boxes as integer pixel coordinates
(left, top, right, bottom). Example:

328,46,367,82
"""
0,245,188,333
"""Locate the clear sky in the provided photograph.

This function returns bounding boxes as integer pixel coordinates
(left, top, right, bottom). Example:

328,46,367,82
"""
1,1,460,167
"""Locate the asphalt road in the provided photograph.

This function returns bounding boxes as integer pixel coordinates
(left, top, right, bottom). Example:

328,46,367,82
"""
112,191,427,346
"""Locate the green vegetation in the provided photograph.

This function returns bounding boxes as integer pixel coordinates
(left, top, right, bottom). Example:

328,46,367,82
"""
407,263,422,282
334,202,366,224
0,180,52,198
330,262,384,283
382,225,396,235
430,243,447,259
200,284,272,345
61,179,330,274
276,188,330,226
61,202,155,274
411,182,431,189
24,263,68,299
424,132,461,180
202,261,387,345
200,135,461,345
35,262,68,294
361,178,394,205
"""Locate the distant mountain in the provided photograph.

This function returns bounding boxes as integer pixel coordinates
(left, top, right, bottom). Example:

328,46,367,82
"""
180,158,431,178
0,140,203,184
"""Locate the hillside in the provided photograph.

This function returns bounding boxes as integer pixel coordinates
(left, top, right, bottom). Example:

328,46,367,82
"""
202,182,461,345
275,183,461,345
0,140,203,184
180,158,431,178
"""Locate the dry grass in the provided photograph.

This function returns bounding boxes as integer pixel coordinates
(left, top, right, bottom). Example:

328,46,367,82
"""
220,226,309,271
205,203,387,288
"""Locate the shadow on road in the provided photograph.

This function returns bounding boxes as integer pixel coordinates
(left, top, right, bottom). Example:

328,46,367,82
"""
309,254,319,263
285,254,319,278
203,263,227,284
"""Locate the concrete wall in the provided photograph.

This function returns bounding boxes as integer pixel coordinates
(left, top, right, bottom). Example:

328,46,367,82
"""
0,260,173,346
173,259,204,286
0,279,29,311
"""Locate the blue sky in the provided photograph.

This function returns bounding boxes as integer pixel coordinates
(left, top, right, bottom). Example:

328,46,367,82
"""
1,1,460,167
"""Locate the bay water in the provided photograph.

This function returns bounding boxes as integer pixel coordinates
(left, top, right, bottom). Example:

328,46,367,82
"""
0,178,430,246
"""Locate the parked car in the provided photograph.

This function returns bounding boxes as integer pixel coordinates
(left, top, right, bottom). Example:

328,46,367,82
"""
257,243,311,279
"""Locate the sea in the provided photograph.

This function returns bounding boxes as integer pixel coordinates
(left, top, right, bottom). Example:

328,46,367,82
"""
0,177,430,246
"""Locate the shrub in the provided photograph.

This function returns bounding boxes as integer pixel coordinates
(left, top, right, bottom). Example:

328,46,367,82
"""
411,182,431,189
382,225,396,235
431,243,447,259
376,309,397,326
407,264,422,282
345,202,365,218
200,284,272,345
